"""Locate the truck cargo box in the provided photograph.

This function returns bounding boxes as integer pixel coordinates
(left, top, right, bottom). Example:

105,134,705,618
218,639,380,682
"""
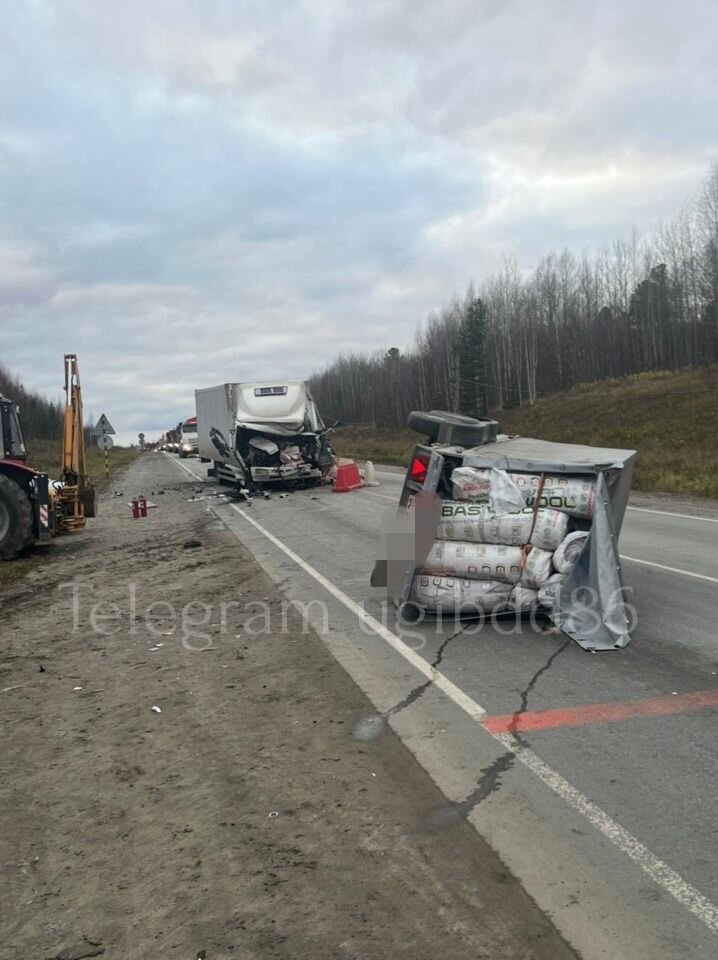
195,380,332,488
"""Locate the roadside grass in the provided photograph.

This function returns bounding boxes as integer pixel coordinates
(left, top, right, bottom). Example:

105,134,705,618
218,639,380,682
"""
331,425,417,467
331,365,718,498
498,366,718,498
0,440,137,586
25,438,137,492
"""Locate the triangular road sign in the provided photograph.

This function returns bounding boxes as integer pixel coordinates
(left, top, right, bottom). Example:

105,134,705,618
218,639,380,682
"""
95,413,116,435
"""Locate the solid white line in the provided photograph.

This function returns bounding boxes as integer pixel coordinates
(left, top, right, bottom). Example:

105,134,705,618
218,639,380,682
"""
166,453,207,482
229,503,485,721
621,555,718,585
627,505,718,524
494,732,718,933
226,502,718,936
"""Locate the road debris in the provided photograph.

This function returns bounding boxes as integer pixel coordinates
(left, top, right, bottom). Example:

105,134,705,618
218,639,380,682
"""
151,705,162,714
183,538,202,549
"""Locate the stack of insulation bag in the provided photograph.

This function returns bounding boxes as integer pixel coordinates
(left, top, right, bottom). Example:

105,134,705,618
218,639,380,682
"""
411,466,593,618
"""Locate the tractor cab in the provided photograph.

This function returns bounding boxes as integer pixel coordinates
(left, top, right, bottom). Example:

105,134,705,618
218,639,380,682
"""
0,395,27,463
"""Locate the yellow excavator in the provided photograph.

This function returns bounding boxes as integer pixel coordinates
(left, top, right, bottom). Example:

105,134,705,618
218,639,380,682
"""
0,353,96,559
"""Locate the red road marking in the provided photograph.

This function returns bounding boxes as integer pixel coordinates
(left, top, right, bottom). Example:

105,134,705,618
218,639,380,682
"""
481,689,718,734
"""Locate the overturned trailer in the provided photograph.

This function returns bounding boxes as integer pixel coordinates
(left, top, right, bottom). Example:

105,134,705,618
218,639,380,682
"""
195,380,334,489
372,411,637,652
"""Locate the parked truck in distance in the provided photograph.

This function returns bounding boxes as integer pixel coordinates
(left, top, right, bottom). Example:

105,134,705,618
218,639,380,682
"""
195,380,333,489
179,416,198,458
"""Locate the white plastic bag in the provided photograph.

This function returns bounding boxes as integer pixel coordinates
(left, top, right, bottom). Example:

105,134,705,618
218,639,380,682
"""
553,531,589,574
508,585,539,612
420,540,524,584
520,546,553,589
538,573,567,610
450,466,525,514
410,575,511,613
509,473,596,519
436,502,568,551
451,466,595,518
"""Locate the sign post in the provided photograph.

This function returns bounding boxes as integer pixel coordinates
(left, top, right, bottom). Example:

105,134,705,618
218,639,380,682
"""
94,414,116,480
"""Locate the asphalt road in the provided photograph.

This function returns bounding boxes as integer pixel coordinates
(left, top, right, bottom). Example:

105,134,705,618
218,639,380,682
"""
168,454,718,960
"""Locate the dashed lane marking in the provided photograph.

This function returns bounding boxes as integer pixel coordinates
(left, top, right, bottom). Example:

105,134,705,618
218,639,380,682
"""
620,555,718,584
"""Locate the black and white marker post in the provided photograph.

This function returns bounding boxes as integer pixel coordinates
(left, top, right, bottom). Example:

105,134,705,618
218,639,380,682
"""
94,414,116,480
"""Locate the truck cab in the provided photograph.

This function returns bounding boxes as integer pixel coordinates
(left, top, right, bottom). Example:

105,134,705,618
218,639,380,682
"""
179,416,198,458
196,380,333,488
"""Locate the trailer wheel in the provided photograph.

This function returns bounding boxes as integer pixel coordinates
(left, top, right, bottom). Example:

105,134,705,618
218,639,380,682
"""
0,474,34,560
407,410,498,447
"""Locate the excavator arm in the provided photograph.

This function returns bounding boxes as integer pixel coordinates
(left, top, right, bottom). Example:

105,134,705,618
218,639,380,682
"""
56,353,96,530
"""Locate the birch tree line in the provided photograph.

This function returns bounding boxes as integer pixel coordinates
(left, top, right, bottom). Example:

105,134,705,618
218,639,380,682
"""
310,163,718,426
0,364,62,440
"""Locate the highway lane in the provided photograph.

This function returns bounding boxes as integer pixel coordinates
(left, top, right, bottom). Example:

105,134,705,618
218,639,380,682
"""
168,453,718,960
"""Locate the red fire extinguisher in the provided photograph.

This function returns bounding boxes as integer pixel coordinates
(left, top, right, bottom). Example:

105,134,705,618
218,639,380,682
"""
131,497,140,518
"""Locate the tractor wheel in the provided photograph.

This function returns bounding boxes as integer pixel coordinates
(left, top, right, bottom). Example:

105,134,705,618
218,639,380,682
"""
0,473,34,560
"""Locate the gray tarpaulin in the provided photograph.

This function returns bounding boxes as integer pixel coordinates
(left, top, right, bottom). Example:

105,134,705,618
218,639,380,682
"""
374,436,637,652
463,437,636,650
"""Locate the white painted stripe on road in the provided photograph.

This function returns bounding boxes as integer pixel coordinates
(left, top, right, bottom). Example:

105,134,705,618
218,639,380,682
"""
627,505,718,523
167,453,208,482
621,555,718,585
361,490,397,502
223,499,718,937
229,503,485,721
169,455,718,587
495,732,718,933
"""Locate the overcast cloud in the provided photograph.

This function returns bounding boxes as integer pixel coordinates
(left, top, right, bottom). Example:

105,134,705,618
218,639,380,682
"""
1,0,716,442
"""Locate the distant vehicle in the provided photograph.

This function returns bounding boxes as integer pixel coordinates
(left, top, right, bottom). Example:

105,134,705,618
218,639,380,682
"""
179,416,198,458
195,380,333,488
165,427,180,453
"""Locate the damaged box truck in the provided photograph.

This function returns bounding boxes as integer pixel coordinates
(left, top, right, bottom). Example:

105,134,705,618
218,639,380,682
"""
195,381,334,489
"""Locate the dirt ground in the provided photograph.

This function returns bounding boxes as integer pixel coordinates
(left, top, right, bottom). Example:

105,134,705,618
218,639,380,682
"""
0,454,577,960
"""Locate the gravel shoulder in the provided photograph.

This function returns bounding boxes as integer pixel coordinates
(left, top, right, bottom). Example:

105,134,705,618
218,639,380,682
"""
0,453,577,960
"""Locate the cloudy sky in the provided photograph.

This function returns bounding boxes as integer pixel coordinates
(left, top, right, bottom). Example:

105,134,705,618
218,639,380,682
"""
2,0,716,443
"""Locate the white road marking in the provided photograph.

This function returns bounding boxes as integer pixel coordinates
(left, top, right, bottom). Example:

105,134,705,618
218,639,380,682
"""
229,504,485,720
361,490,397,502
621,555,718,585
222,501,718,937
627,505,718,523
170,455,717,586
166,453,208,482
494,732,718,933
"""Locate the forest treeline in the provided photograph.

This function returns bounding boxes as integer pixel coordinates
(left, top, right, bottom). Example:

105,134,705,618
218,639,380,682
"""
0,364,62,440
310,163,718,427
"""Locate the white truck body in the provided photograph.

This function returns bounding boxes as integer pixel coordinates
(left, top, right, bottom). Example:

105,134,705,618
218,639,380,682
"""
195,380,331,487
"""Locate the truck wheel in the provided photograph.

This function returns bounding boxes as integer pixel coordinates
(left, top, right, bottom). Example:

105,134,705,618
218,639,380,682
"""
407,410,498,447
0,474,34,560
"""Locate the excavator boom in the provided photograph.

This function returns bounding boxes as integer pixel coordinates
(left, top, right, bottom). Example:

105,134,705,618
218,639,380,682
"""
56,353,96,529
62,353,86,485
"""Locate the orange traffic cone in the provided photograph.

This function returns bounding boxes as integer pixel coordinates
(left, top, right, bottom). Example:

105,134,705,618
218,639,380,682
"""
333,459,363,493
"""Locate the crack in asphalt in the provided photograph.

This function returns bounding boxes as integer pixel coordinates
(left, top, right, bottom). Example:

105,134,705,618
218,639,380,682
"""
387,623,469,718
430,638,572,826
352,624,469,742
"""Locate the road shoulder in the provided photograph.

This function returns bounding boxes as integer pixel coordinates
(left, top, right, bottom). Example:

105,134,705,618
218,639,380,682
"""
0,453,576,960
